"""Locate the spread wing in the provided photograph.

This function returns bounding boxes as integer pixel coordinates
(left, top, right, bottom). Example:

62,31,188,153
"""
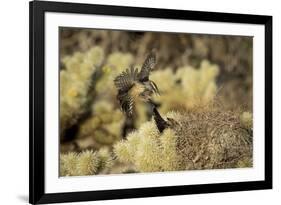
114,67,139,116
117,91,134,116
114,67,139,91
138,51,156,82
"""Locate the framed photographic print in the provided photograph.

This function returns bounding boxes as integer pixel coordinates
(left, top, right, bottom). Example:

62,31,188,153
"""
29,0,272,204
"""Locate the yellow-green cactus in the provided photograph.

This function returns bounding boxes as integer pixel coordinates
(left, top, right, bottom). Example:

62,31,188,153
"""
73,52,133,144
60,148,113,176
60,152,78,176
77,100,125,146
160,128,182,171
76,150,100,176
150,60,219,113
95,52,134,96
60,47,104,135
114,120,184,172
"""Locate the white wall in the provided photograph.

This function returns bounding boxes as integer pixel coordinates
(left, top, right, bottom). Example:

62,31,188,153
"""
0,0,279,204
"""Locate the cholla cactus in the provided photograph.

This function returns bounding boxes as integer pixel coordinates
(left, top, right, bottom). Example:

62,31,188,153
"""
95,52,134,97
60,47,104,136
75,52,134,141
150,60,219,113
114,108,252,172
114,121,183,172
60,152,78,176
76,150,100,175
60,148,113,176
77,100,125,146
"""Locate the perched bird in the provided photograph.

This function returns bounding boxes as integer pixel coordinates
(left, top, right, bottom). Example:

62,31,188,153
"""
114,51,169,132
114,51,159,116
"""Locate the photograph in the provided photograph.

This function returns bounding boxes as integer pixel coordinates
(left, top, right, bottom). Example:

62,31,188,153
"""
29,1,272,203
59,27,253,177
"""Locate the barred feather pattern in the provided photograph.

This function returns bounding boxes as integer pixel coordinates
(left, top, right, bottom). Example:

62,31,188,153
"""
114,67,139,116
138,51,156,82
117,91,134,116
114,67,139,91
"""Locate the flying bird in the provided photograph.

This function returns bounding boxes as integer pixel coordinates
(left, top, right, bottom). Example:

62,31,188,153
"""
114,50,171,133
114,51,159,116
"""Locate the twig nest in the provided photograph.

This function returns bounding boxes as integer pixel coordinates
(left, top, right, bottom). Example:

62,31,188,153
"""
171,109,252,169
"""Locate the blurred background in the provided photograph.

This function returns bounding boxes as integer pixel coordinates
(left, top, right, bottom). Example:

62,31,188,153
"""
59,27,253,175
60,28,253,108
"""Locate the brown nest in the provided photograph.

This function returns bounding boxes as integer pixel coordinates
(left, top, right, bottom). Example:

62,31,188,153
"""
169,107,252,170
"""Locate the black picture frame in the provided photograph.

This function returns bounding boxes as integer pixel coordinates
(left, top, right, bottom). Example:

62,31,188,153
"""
29,0,272,204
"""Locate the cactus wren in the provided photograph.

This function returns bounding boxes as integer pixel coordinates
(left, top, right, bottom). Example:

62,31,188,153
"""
114,50,159,116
